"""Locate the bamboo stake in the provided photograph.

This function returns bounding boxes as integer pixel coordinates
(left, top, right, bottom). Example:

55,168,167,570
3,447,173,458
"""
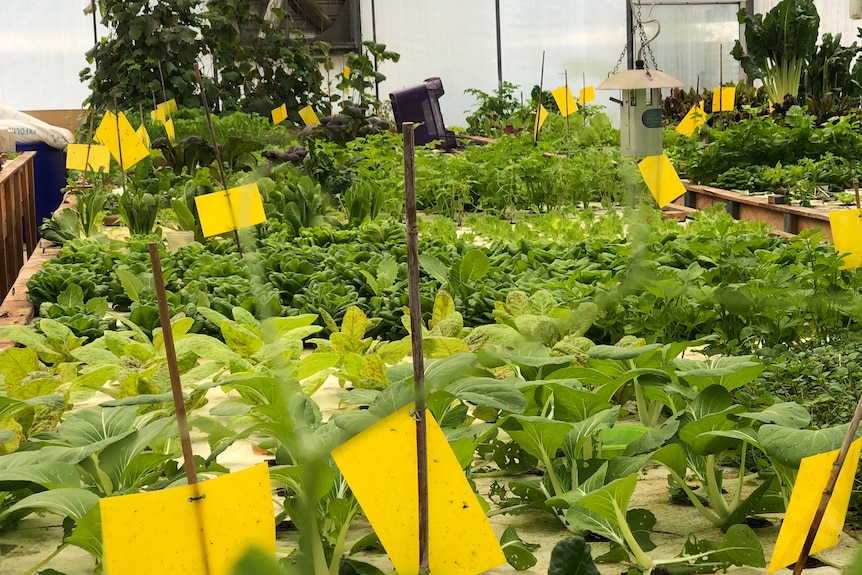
193,63,243,256
402,122,430,575
113,96,126,191
564,69,571,146
718,44,724,114
855,178,860,210
148,242,199,487
157,60,168,105
534,51,546,147
791,389,862,575
82,110,97,185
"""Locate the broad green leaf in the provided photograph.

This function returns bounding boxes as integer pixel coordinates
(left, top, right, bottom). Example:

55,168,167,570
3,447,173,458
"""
460,249,489,283
564,408,620,457
679,409,744,455
577,473,638,523
500,525,539,571
674,355,764,392
506,415,573,463
419,253,449,286
71,345,123,367
116,268,143,302
424,353,486,390
0,462,80,489
65,504,103,559
99,416,175,492
649,442,687,477
624,418,680,456
588,344,661,361
759,423,861,468
565,506,626,548
553,386,612,422
737,402,810,427
58,283,85,308
0,488,100,522
446,377,527,413
710,524,765,567
58,406,137,447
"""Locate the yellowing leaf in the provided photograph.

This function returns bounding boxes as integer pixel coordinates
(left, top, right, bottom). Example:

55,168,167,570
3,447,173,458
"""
429,290,456,330
340,306,369,340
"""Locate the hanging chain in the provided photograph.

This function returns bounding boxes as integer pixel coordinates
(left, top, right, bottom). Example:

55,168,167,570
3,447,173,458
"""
612,0,660,75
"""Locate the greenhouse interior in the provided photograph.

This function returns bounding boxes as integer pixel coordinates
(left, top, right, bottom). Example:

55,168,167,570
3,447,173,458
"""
9,1,862,575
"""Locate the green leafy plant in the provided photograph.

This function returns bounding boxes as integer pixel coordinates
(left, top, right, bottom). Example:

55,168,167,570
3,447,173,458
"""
731,0,820,103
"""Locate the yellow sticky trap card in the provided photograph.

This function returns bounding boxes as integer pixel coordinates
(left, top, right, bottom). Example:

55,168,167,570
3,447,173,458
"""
638,153,686,208
66,144,111,173
676,104,706,137
579,85,595,104
712,86,736,112
165,118,176,142
94,111,150,170
534,104,549,140
163,98,178,115
271,103,287,125
768,437,862,572
343,65,351,79
552,86,578,117
151,107,167,123
137,124,151,148
299,105,320,126
830,209,862,269
332,406,506,575
195,183,267,237
101,462,275,575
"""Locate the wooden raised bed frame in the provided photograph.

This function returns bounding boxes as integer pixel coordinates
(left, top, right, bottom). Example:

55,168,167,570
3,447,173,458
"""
0,152,38,303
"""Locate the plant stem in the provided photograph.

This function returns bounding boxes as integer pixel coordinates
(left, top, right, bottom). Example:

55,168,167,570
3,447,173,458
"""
613,500,654,572
664,467,724,526
20,543,69,575
542,453,566,497
732,442,748,509
704,455,731,519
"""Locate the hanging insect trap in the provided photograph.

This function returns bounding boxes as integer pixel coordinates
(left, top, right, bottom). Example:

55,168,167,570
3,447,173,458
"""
597,1,682,157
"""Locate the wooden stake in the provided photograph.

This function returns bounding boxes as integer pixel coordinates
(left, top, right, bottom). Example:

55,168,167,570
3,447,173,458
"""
113,97,126,192
718,43,724,114
157,60,168,105
534,51,546,147
564,69,571,144
82,109,97,184
791,390,862,575
148,243,199,486
855,178,860,210
402,122,430,575
193,63,243,257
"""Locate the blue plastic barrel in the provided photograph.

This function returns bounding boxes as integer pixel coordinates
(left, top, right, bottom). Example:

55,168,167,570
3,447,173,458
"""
16,141,67,236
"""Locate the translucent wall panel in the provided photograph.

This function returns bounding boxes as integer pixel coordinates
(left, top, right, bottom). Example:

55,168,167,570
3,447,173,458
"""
360,0,627,126
0,1,99,110
754,0,861,45
647,4,742,91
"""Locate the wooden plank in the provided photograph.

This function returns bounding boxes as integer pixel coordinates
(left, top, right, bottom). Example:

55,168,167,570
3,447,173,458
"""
0,177,8,296
22,159,36,257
